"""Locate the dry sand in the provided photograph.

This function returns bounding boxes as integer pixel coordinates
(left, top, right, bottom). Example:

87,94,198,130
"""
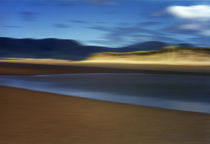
0,59,210,75
0,86,210,144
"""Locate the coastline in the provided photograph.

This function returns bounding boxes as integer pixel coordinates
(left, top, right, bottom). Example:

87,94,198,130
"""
0,60,210,144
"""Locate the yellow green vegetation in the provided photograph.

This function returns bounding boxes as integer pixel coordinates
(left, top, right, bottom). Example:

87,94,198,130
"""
87,46,210,64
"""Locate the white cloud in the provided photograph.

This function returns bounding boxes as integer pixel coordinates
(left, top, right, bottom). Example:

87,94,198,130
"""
167,5,210,20
200,30,210,36
178,24,201,30
174,23,210,36
86,0,116,5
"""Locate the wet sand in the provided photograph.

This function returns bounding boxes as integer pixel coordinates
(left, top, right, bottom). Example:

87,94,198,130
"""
0,86,210,144
1,73,210,113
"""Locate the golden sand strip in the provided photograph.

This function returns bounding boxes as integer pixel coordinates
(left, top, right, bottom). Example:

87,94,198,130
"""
0,60,210,75
0,86,210,144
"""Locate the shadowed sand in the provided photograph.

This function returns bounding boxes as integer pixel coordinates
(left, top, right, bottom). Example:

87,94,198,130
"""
0,86,210,144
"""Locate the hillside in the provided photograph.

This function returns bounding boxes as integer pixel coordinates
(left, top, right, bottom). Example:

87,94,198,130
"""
0,37,193,60
87,46,210,64
0,37,111,60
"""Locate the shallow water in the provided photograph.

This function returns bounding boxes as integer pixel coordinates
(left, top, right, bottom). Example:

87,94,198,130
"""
0,73,210,114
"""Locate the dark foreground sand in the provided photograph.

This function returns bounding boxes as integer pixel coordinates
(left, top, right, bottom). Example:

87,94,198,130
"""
0,86,210,144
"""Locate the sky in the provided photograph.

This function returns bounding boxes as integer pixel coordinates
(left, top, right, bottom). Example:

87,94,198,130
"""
0,0,210,47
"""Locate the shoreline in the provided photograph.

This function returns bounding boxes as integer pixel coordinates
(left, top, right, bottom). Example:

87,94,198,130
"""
1,73,210,114
1,60,210,143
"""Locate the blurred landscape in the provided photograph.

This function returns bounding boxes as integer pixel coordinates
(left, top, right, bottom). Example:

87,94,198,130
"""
1,0,210,144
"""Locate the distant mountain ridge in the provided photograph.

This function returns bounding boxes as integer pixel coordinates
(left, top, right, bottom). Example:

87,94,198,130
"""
121,41,168,51
0,37,194,60
0,37,110,60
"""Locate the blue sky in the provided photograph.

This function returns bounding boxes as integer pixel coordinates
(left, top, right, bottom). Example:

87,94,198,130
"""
1,0,210,47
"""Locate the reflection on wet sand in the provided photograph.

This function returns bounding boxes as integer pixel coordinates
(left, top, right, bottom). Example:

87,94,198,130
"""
0,73,210,113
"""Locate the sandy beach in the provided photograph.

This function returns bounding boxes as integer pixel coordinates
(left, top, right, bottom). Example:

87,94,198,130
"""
0,60,210,144
1,86,210,144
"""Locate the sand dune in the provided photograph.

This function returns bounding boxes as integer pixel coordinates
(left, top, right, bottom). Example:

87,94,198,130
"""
87,47,210,65
1,47,210,76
